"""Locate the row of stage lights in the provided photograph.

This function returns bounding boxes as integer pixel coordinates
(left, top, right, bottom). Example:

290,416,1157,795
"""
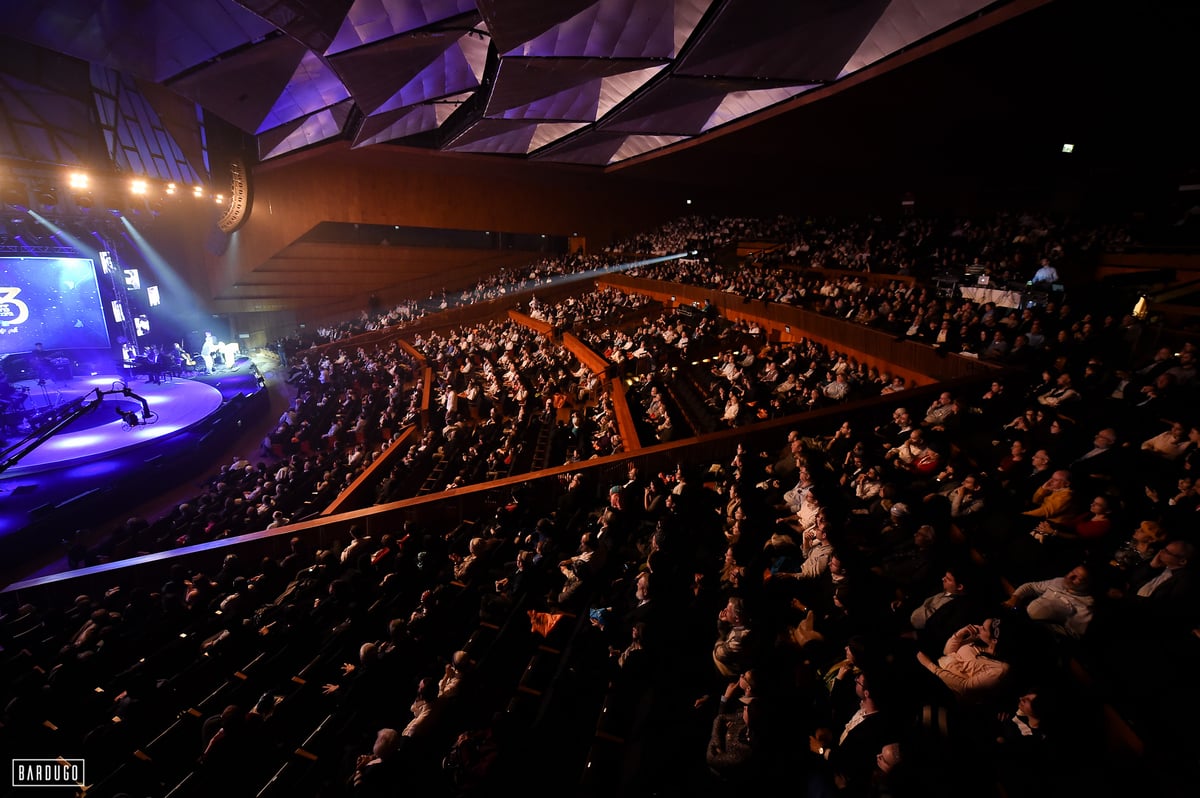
58,171,225,205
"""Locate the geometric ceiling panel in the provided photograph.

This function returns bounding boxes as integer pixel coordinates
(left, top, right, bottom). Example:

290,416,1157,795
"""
0,0,279,83
257,50,352,133
595,67,670,119
167,34,310,133
234,0,358,53
326,0,480,56
532,131,629,165
0,0,1052,168
677,0,891,81
327,26,469,115
447,119,589,154
528,122,589,152
702,85,819,131
485,58,665,121
371,31,490,116
258,98,354,160
352,95,470,147
840,0,996,77
446,119,540,155
476,0,599,55
509,0,714,59
600,77,760,136
607,134,688,164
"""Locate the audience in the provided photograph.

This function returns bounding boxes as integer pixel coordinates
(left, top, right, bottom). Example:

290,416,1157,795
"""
3,209,1197,798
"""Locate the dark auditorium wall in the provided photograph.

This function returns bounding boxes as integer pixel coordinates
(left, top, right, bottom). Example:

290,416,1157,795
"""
192,144,699,311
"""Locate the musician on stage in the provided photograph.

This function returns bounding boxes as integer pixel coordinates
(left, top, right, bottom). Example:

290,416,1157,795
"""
171,342,196,377
143,344,164,384
31,342,53,384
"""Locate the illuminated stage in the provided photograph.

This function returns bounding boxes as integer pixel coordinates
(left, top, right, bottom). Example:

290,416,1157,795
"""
0,360,269,574
1,373,225,475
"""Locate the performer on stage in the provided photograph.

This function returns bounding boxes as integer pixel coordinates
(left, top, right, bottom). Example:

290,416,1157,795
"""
201,331,217,374
143,344,164,384
31,342,53,384
220,340,240,368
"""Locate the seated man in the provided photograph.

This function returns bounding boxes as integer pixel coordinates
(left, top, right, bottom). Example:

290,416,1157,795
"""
1107,540,1198,637
1036,373,1080,408
1002,565,1095,640
1021,470,1076,525
905,567,985,657
1141,420,1190,462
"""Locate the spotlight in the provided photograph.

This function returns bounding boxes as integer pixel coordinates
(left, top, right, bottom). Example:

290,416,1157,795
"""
130,179,148,195
68,172,89,190
165,182,177,195
214,194,224,205
192,186,204,198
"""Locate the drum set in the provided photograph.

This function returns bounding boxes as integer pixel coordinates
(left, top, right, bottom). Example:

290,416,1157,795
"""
0,382,34,438
0,354,67,439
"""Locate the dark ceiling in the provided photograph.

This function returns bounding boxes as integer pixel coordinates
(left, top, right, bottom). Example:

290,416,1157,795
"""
1,0,1037,167
0,0,1196,204
618,0,1200,202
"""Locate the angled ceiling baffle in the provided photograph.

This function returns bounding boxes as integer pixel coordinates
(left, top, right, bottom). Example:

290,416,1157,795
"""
1,0,1012,167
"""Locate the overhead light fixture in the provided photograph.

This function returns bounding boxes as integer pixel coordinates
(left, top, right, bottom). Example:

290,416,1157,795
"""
165,183,177,195
68,172,89,190
193,186,204,198
130,179,148,195
214,194,224,205
1061,143,1075,154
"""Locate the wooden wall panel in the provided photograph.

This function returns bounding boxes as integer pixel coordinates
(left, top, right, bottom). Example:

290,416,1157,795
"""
199,143,691,309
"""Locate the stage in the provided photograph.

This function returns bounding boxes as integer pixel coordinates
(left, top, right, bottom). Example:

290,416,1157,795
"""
1,373,225,474
0,358,270,572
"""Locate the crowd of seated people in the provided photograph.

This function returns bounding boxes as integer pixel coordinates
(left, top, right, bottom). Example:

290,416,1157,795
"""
302,252,638,347
5,207,1197,797
15,364,1196,795
412,317,614,477
69,342,424,566
525,285,652,334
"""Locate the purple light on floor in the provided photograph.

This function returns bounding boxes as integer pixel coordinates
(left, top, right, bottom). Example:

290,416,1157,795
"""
50,432,115,451
63,460,125,479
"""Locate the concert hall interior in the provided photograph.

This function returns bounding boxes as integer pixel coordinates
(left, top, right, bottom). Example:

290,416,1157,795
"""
1,1,1199,797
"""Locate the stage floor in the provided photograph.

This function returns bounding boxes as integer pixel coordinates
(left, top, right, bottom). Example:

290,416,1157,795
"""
2,372,224,474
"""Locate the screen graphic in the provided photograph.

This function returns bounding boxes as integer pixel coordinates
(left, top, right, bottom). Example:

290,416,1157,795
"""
0,257,111,352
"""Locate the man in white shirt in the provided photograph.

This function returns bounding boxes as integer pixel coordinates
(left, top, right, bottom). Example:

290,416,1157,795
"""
1032,258,1059,284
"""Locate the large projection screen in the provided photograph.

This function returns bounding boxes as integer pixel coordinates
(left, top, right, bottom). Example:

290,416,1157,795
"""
0,257,111,353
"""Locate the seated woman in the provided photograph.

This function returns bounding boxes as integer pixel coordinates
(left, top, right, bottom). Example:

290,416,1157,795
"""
1029,494,1114,572
916,618,1011,705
